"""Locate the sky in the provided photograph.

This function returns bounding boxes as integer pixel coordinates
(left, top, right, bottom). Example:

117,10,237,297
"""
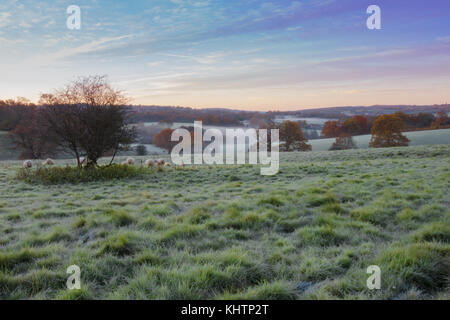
1,0,450,111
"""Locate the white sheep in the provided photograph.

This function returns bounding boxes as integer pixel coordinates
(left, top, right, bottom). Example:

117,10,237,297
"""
122,157,135,165
42,158,55,166
23,160,33,169
145,159,154,167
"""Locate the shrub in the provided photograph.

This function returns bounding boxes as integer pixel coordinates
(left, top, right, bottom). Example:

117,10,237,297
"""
330,134,357,151
16,164,149,184
135,145,147,156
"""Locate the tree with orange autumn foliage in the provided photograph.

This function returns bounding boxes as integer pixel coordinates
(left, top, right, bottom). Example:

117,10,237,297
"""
431,111,449,129
321,120,341,138
322,116,370,138
153,128,176,152
369,114,410,148
342,115,369,135
279,121,311,151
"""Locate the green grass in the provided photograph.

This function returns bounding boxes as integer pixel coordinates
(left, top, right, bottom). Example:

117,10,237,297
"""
0,145,449,300
310,128,450,151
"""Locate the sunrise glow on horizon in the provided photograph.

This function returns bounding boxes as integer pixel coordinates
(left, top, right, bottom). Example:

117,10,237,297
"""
1,0,450,111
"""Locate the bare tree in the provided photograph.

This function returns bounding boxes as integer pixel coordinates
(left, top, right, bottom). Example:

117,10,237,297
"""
40,76,137,167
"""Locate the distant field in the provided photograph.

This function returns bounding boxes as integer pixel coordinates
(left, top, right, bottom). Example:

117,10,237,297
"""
310,129,450,151
2,128,449,159
0,145,448,299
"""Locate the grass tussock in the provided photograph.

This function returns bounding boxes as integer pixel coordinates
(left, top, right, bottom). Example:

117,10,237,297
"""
0,248,49,269
99,232,141,256
375,242,449,294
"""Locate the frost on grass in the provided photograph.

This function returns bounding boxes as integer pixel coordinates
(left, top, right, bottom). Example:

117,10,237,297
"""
0,145,449,299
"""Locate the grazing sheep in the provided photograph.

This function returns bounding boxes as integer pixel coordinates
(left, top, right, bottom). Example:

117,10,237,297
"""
42,158,55,166
23,160,32,169
145,159,154,167
122,157,135,165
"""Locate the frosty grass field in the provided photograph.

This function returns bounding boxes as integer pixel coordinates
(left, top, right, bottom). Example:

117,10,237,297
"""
0,144,449,299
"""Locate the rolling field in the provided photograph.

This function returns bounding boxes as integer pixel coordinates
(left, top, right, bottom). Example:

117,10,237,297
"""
310,129,450,151
2,129,450,159
0,145,449,299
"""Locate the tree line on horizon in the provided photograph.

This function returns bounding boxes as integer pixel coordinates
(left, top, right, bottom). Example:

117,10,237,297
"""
151,113,448,153
0,76,449,160
320,112,449,139
131,105,257,127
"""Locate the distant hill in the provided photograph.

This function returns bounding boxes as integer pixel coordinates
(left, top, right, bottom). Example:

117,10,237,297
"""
271,104,450,119
130,105,258,125
131,104,450,122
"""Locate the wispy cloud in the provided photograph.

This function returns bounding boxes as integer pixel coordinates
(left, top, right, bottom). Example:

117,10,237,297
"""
1,0,450,109
437,35,450,43
161,52,227,64
0,11,11,27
